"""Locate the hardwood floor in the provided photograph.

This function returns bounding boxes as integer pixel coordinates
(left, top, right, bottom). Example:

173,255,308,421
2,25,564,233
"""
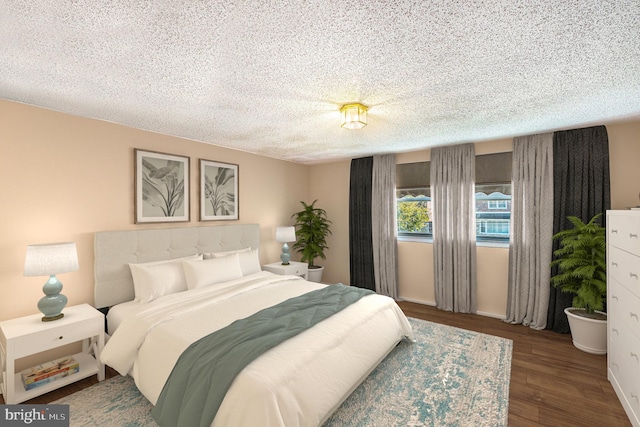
1,301,632,427
399,301,631,427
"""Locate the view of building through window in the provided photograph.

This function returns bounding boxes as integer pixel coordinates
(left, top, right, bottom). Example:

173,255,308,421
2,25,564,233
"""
475,183,511,242
396,183,511,242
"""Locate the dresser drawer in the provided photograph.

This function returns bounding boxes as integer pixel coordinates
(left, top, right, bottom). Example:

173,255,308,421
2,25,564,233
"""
619,336,640,422
12,318,101,358
609,246,640,298
608,213,640,256
610,323,640,380
609,319,626,374
609,279,640,340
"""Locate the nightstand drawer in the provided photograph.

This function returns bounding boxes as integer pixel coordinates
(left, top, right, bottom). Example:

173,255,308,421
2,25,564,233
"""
12,317,101,358
262,261,309,280
290,266,305,276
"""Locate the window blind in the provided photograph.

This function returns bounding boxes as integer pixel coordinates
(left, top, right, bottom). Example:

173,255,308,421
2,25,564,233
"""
396,162,430,188
476,152,512,184
396,152,512,189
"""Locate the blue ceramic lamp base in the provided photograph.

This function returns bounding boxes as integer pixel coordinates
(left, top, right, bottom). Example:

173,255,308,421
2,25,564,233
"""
280,243,291,265
38,274,68,322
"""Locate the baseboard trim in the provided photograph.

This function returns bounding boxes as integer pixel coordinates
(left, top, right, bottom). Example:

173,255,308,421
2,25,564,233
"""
399,297,436,307
399,297,506,320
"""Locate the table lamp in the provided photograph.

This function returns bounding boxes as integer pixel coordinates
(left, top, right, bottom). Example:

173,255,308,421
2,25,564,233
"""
24,242,79,322
276,226,296,265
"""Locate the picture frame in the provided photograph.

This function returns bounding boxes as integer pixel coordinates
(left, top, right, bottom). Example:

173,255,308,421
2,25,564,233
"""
200,159,239,221
134,149,190,223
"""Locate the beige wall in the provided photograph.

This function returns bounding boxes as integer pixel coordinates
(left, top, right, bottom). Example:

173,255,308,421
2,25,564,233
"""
608,121,640,209
2,98,640,323
308,160,352,285
310,121,640,318
0,100,310,321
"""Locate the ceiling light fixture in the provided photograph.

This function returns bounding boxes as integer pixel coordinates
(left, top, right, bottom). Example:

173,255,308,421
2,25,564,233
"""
340,103,368,130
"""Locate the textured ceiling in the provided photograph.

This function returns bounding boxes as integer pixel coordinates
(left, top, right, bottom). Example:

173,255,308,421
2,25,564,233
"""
2,1,640,164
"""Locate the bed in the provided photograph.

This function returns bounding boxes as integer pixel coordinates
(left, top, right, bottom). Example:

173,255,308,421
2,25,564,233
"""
95,224,413,427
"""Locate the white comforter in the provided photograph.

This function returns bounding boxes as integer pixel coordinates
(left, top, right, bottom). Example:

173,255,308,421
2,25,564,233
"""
100,271,413,427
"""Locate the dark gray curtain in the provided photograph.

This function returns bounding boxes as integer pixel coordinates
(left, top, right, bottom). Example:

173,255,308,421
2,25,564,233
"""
349,157,375,291
546,125,610,333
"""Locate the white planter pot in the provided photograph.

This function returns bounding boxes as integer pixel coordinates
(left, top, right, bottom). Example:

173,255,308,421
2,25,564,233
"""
307,266,324,283
564,307,607,355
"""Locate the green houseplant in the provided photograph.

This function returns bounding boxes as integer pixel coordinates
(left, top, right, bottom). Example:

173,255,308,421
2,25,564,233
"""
291,200,332,282
550,213,607,354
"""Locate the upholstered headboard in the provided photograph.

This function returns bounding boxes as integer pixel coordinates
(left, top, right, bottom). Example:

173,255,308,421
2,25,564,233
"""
94,224,261,308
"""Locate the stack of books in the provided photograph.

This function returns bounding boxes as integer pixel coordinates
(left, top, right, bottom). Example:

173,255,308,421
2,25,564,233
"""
20,356,79,390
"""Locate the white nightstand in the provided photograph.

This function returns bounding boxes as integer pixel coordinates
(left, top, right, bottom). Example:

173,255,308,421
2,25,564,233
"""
263,261,309,280
0,303,105,404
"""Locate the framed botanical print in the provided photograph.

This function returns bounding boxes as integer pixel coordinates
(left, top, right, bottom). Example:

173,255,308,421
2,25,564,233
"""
200,159,239,221
135,149,190,223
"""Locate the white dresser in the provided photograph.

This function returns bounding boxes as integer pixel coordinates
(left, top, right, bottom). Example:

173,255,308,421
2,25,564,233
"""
607,210,640,427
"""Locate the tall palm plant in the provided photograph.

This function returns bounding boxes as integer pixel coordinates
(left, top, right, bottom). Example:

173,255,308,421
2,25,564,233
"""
291,200,332,269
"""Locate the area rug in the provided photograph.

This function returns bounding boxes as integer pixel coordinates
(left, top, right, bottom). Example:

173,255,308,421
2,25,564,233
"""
52,317,512,427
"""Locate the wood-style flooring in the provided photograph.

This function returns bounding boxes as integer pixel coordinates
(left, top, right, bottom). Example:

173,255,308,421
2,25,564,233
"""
1,301,632,426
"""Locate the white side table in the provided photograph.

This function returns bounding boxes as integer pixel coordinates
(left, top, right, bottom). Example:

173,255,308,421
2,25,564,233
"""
0,303,105,404
263,261,309,280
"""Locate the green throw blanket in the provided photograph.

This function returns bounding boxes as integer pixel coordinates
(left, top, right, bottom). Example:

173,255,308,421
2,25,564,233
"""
151,284,374,427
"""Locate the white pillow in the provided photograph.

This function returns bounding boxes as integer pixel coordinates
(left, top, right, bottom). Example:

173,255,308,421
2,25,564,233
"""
206,248,261,276
203,247,250,260
182,252,244,290
129,254,202,303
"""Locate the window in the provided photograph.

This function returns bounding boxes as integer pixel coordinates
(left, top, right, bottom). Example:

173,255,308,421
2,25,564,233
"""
396,162,432,237
397,188,432,236
475,153,512,243
476,183,511,243
488,200,507,209
396,153,512,244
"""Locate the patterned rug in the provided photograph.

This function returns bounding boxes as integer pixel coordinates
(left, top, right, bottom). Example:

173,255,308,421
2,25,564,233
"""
53,317,512,426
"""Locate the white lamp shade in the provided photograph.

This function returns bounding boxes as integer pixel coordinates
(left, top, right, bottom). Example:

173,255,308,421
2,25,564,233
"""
276,226,296,243
24,242,79,277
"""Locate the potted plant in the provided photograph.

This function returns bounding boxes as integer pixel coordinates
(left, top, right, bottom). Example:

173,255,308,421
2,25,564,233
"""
550,213,607,354
291,200,332,282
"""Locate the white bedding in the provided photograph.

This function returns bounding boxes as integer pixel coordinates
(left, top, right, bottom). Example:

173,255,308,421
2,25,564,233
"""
106,300,144,334
100,271,413,427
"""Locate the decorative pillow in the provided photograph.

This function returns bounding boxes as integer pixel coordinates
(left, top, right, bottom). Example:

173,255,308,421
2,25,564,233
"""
202,247,250,260
205,247,261,276
129,254,202,303
182,252,244,290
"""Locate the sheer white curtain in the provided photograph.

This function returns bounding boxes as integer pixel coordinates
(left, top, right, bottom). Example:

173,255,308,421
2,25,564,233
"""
371,154,398,299
431,143,476,313
506,133,553,329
